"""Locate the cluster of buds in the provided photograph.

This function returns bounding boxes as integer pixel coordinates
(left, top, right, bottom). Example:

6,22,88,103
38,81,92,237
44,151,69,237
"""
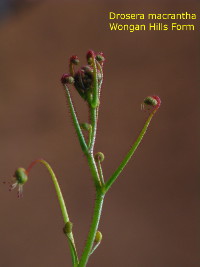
61,50,105,106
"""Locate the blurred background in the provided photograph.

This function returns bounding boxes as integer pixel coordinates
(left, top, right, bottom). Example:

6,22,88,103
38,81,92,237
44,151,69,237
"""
0,0,199,266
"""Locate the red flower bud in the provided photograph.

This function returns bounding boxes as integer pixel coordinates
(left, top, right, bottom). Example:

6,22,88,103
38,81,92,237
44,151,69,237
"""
70,55,79,65
142,95,161,111
61,74,74,84
86,50,95,64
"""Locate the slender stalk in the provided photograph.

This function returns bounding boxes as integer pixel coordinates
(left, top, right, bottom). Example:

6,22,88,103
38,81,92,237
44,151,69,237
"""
95,63,103,133
89,59,103,151
88,125,93,148
90,56,99,108
96,160,105,186
86,153,101,189
69,62,75,77
89,107,97,152
26,159,79,266
78,192,105,267
105,109,157,193
96,61,103,99
63,85,88,154
90,241,101,255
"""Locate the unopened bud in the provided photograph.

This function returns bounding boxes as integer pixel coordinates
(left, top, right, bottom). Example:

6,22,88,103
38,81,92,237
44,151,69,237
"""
96,52,105,63
143,95,161,110
86,50,95,64
61,74,74,84
95,231,102,243
94,152,105,163
144,96,158,106
14,168,28,185
70,55,79,65
80,123,92,131
63,221,73,234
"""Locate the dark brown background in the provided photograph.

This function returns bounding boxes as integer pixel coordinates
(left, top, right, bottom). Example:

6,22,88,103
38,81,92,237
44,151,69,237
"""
0,1,199,266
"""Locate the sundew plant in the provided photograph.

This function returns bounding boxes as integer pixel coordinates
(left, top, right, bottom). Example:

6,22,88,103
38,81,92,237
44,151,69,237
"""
6,50,161,267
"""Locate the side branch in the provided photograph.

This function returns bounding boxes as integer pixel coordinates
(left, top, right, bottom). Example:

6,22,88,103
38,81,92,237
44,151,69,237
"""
63,85,88,154
26,159,79,266
105,109,157,193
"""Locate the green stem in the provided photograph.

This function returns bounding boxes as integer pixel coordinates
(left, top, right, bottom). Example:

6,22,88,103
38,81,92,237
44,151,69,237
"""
89,60,103,151
89,107,97,152
90,241,101,255
78,192,105,267
88,125,93,148
96,160,105,186
105,110,157,193
63,85,88,154
91,57,99,109
26,159,79,266
86,153,101,189
96,61,103,99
